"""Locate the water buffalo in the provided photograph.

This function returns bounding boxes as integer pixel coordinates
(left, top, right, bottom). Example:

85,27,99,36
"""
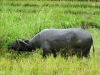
8,28,94,58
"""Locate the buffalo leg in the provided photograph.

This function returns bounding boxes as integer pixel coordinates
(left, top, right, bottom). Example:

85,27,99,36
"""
43,49,57,58
43,48,52,58
82,46,91,58
42,41,53,58
83,50,90,58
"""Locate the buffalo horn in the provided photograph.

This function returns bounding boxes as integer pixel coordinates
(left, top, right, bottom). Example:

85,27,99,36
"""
19,39,29,46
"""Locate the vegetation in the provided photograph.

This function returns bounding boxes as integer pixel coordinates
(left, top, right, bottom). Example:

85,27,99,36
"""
0,1,100,75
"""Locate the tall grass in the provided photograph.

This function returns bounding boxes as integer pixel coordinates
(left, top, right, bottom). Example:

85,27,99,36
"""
0,1,100,75
0,53,100,75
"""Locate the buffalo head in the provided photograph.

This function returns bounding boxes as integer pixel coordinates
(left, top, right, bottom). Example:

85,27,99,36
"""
8,39,32,52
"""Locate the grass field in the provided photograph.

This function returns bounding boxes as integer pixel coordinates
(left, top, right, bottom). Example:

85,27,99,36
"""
0,1,100,75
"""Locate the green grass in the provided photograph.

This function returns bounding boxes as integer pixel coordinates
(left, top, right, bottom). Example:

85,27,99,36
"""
0,1,100,75
0,53,100,75
1,1,100,14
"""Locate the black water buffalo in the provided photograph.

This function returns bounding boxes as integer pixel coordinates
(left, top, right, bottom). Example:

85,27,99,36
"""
8,28,94,58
